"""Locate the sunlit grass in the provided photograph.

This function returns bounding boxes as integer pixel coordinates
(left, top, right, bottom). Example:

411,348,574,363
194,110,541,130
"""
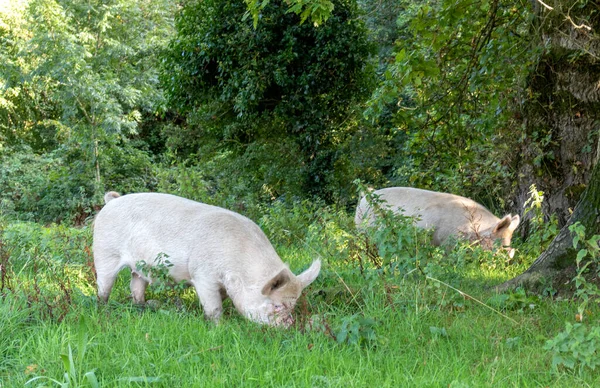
4,280,593,387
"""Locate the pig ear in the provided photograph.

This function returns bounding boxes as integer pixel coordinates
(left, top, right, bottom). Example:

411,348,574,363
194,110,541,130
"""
509,214,520,231
493,215,511,234
261,270,290,296
297,260,321,289
493,214,521,234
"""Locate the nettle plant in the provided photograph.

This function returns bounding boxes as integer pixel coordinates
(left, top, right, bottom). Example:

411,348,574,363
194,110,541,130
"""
135,253,188,298
353,180,440,276
545,223,600,372
520,184,559,256
570,223,600,319
335,314,380,348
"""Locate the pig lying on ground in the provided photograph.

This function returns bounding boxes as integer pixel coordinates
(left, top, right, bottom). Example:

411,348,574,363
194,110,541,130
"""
355,187,520,255
93,192,321,326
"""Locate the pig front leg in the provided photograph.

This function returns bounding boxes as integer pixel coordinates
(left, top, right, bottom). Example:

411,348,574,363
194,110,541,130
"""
192,280,224,323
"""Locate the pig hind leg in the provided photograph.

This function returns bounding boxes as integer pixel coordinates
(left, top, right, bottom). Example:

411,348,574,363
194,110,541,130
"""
130,271,148,304
94,251,126,303
96,264,120,303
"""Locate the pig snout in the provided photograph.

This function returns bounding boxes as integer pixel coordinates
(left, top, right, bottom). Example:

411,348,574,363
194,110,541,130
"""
504,247,516,259
273,304,295,327
497,246,516,259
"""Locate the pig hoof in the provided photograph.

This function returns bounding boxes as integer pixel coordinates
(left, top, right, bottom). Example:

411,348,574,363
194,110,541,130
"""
204,309,223,324
146,299,161,311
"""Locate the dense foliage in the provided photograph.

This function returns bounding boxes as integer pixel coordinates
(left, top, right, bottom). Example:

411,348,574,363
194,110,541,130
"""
2,0,600,384
161,0,379,204
1,0,597,222
366,0,537,208
1,0,175,222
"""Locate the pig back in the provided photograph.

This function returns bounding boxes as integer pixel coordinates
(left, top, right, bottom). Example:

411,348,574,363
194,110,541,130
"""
93,193,283,281
356,187,501,244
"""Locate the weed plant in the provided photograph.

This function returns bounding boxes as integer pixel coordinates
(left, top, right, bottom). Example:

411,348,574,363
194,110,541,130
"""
544,223,600,373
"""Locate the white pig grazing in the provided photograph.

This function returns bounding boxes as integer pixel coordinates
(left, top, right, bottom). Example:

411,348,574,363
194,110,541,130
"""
355,187,520,254
93,192,321,326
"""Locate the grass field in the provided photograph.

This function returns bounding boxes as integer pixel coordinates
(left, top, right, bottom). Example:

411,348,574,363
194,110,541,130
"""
1,210,599,387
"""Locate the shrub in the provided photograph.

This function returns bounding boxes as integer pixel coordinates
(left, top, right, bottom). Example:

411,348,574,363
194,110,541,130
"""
0,142,154,224
545,223,600,372
1,220,93,321
161,0,378,204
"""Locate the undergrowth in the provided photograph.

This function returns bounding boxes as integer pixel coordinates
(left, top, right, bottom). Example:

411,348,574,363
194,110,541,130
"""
544,222,600,373
0,189,598,385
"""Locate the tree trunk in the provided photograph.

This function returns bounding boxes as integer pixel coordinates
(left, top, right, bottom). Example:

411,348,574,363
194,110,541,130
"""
498,1,600,292
512,1,600,231
498,160,600,291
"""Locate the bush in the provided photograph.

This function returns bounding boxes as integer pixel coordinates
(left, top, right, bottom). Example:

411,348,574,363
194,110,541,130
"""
0,141,154,224
161,0,379,204
0,147,67,222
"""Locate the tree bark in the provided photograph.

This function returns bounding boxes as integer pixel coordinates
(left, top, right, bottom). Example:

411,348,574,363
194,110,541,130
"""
498,160,600,291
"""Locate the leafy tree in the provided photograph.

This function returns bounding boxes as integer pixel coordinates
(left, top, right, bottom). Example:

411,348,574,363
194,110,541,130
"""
0,0,175,222
244,0,335,28
25,0,173,182
365,0,536,207
0,0,51,151
362,0,599,288
162,0,377,204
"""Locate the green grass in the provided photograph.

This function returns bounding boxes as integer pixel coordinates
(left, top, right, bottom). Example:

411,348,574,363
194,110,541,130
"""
1,219,599,387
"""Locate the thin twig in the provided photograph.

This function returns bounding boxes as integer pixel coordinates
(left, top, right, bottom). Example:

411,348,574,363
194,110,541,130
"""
535,0,553,11
426,275,519,324
565,15,592,31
